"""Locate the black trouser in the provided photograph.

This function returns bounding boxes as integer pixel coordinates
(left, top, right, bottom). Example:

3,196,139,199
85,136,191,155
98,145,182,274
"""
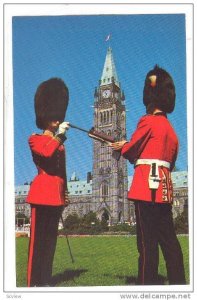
134,201,186,285
27,205,63,287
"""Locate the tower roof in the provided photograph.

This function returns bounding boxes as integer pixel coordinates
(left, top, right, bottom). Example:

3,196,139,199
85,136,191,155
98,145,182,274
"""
100,47,119,87
70,172,79,181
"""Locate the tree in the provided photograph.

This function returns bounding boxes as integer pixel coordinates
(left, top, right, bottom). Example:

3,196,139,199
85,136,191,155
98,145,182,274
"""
15,213,29,225
174,207,188,234
82,211,100,227
63,213,81,231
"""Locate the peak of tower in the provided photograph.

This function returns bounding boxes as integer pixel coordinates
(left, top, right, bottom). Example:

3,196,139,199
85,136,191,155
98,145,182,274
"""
100,47,119,87
70,172,79,182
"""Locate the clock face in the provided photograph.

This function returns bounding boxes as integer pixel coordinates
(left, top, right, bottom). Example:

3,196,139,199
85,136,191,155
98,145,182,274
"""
102,89,111,98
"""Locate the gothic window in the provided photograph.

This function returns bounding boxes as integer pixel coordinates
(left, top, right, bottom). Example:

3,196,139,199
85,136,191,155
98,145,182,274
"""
119,183,123,200
100,181,109,198
103,111,106,123
99,168,104,175
107,111,109,123
109,110,111,123
100,112,103,124
106,167,111,173
103,183,108,197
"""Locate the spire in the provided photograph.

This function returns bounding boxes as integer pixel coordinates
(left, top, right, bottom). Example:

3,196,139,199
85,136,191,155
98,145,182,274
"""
70,172,79,181
100,47,119,87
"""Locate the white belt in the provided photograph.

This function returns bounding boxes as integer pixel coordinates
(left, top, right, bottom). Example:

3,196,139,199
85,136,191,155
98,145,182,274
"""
135,159,170,169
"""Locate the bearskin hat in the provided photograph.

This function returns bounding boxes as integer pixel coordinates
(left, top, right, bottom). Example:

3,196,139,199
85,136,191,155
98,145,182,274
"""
34,78,69,129
143,65,175,113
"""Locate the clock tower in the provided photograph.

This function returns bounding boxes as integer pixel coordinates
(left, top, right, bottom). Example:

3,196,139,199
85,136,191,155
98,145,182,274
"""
91,47,129,224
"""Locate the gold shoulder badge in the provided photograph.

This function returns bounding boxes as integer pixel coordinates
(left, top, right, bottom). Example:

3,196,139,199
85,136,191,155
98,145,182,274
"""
32,133,41,136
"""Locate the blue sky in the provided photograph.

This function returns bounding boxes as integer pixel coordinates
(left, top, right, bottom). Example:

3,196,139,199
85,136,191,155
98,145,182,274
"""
13,14,187,185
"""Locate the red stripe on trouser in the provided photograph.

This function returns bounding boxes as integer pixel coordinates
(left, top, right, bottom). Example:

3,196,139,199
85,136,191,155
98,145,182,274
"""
27,207,36,287
137,202,146,284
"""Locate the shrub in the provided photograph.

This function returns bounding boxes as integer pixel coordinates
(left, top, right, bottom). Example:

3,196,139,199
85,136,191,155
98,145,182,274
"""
174,207,189,234
59,212,137,235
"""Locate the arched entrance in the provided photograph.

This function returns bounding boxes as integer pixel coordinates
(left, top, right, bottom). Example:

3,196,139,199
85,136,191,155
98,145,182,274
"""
97,207,111,225
102,209,109,222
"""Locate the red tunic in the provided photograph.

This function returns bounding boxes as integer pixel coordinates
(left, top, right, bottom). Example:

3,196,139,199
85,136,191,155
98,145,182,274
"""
26,134,68,206
121,114,179,203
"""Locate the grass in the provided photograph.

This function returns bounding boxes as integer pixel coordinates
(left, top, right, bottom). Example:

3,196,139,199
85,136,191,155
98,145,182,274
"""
16,235,190,287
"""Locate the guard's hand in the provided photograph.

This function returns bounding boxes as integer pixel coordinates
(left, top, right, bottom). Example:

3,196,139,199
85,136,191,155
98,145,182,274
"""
58,122,70,135
64,191,70,207
110,140,127,151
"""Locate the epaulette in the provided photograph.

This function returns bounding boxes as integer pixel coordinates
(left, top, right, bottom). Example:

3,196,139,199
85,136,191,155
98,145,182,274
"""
31,133,42,136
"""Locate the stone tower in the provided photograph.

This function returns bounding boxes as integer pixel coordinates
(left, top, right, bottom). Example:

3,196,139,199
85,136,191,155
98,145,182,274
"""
91,47,129,224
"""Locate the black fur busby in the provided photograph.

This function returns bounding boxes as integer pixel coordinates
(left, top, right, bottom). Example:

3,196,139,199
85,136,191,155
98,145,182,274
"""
34,78,69,129
143,65,175,114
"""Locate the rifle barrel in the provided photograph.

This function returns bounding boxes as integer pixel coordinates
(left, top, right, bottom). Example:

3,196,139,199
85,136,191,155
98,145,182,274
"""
69,123,89,134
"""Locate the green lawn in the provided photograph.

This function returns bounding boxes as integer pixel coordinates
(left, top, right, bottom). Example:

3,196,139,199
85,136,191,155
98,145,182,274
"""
16,235,189,287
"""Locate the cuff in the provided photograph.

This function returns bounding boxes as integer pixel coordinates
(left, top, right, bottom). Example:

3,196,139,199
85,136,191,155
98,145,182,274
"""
55,133,67,144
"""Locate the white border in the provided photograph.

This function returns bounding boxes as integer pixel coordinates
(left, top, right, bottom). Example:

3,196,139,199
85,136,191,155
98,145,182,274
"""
3,1,194,298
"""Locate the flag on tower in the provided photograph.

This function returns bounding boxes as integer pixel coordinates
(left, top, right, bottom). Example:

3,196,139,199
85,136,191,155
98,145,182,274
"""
105,34,111,42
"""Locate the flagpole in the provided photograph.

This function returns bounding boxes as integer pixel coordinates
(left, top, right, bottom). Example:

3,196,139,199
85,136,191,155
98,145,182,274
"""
105,33,111,48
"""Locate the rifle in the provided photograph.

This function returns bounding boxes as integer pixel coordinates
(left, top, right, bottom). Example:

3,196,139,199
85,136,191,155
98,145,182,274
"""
69,123,121,161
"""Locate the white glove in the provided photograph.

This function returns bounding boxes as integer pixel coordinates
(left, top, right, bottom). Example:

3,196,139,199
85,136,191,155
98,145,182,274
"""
58,122,70,135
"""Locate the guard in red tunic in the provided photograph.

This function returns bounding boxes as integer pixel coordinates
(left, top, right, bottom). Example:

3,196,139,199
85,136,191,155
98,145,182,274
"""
111,65,186,285
26,78,70,287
